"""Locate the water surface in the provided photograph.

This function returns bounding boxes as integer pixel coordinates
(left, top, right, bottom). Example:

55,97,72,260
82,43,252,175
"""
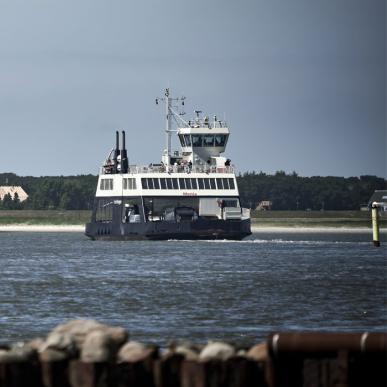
0,231,386,345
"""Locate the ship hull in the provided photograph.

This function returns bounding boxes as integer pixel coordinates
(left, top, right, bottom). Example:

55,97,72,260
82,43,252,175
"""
85,218,251,241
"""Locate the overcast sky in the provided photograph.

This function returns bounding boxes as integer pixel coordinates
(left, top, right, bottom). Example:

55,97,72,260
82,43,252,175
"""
0,0,385,178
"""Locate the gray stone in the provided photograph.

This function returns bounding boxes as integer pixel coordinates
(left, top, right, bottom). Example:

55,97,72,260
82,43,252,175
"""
80,330,115,362
175,345,199,361
199,342,235,361
246,343,268,362
117,341,148,363
0,346,37,363
39,348,69,362
41,319,129,357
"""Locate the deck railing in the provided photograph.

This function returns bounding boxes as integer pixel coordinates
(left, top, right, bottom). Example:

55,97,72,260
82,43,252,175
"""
100,164,235,175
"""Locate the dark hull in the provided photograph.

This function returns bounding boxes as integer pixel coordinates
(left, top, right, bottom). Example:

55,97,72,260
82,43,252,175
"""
85,218,251,241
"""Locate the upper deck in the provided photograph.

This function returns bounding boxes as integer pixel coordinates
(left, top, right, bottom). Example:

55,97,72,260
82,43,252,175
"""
100,163,234,175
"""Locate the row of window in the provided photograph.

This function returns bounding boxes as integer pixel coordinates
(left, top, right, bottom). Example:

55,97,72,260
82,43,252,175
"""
179,134,228,148
100,177,236,191
141,177,235,190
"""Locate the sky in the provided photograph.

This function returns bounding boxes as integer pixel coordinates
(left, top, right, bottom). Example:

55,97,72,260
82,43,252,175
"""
0,0,385,178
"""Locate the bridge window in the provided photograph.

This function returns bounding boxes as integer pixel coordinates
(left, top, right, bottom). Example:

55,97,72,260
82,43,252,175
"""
214,134,228,147
141,178,148,189
204,179,210,190
203,135,214,147
210,179,216,189
222,178,230,189
160,178,166,189
178,135,185,147
228,178,235,189
216,178,223,189
147,178,154,189
198,178,204,189
191,178,197,189
183,135,192,146
192,135,202,147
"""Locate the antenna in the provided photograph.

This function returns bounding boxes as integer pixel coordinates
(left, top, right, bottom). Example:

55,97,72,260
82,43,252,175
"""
156,89,188,167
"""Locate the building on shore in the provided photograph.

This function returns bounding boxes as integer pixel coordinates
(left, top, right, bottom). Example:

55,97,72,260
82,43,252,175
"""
0,186,29,202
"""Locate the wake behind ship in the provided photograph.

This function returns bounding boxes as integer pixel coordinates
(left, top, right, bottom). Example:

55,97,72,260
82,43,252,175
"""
85,89,251,240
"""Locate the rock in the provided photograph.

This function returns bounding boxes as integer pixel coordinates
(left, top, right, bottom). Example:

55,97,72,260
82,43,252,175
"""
246,343,268,362
80,330,115,362
41,332,77,356
0,346,37,363
25,338,45,351
175,345,199,361
199,342,235,361
39,348,69,362
41,319,129,357
117,341,149,363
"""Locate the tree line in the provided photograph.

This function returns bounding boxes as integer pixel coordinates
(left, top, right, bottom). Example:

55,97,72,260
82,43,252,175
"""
237,171,385,210
0,172,385,211
0,173,97,210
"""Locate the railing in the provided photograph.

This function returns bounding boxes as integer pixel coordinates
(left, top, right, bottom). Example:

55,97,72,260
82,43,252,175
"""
100,164,235,175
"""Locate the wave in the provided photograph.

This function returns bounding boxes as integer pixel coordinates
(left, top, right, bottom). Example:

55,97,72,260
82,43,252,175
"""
167,238,374,246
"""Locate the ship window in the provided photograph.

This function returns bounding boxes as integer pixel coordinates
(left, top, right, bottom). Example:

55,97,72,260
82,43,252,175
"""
172,178,179,189
123,178,137,190
153,178,160,189
228,178,235,189
179,178,186,190
184,135,192,146
198,178,204,189
192,134,202,147
204,179,210,190
185,178,192,189
141,178,148,189
223,199,238,207
147,178,154,189
216,178,223,189
203,135,214,147
96,199,113,222
191,178,197,189
166,178,173,189
214,135,227,147
210,178,216,189
222,178,229,189
179,135,185,147
100,178,113,190
160,178,166,189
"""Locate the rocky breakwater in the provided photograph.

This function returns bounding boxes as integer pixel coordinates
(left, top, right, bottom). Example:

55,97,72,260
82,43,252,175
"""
0,319,268,387
0,320,386,387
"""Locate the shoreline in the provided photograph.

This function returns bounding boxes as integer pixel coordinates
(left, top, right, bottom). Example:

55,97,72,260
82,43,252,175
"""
0,224,384,233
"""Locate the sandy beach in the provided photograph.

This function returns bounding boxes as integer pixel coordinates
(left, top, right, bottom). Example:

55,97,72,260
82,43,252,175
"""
0,224,85,232
0,224,384,234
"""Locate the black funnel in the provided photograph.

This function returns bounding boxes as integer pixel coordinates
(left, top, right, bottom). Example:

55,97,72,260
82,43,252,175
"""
112,130,120,174
121,131,129,174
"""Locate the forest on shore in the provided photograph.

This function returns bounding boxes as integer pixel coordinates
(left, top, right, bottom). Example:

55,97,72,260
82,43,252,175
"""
0,172,385,211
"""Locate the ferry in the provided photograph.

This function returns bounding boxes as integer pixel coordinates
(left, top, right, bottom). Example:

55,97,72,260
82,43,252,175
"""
85,89,251,240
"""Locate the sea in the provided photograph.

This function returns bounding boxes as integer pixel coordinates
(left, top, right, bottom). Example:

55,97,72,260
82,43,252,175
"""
0,230,386,346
